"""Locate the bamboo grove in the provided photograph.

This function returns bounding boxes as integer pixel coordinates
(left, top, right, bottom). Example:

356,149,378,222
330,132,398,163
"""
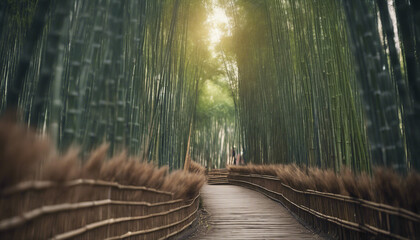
0,0,216,169
1,0,420,173
190,78,236,169
220,0,420,173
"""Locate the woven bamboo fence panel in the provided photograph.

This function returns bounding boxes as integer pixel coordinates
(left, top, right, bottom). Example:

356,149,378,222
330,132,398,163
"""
228,173,420,240
0,179,200,239
206,169,228,185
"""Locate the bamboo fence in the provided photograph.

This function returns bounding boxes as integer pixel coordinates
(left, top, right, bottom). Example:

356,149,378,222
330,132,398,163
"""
206,169,229,185
228,173,420,240
0,179,200,239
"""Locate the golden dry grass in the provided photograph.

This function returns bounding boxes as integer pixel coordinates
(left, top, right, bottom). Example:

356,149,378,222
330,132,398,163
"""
188,160,205,175
0,112,53,188
228,163,420,213
404,172,420,213
0,115,205,200
41,147,81,181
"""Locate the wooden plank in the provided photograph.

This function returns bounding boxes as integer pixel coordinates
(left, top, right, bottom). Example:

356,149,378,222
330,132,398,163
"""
199,185,324,239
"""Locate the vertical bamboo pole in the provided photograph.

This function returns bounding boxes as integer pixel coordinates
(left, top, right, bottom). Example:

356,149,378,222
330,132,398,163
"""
184,121,193,171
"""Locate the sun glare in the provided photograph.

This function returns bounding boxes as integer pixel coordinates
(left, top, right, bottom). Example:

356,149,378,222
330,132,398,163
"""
207,1,230,55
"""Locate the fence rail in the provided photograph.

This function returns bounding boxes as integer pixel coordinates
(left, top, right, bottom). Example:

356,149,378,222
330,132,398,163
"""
0,179,199,239
228,173,420,240
207,169,229,185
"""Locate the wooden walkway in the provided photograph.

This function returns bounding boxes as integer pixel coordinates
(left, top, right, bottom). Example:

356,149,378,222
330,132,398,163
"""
199,185,324,239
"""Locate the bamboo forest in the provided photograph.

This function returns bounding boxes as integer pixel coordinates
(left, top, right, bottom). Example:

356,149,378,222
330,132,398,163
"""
0,0,420,239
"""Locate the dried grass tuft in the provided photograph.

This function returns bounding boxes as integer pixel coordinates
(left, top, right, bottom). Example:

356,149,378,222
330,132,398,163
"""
403,172,420,213
99,151,127,182
82,143,109,179
145,166,169,189
189,160,205,175
356,172,374,201
372,168,403,207
135,161,155,186
162,170,205,199
42,147,81,181
0,113,52,189
340,168,358,198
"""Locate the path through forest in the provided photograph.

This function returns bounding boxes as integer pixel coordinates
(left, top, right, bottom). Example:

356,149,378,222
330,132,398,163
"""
198,185,324,239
